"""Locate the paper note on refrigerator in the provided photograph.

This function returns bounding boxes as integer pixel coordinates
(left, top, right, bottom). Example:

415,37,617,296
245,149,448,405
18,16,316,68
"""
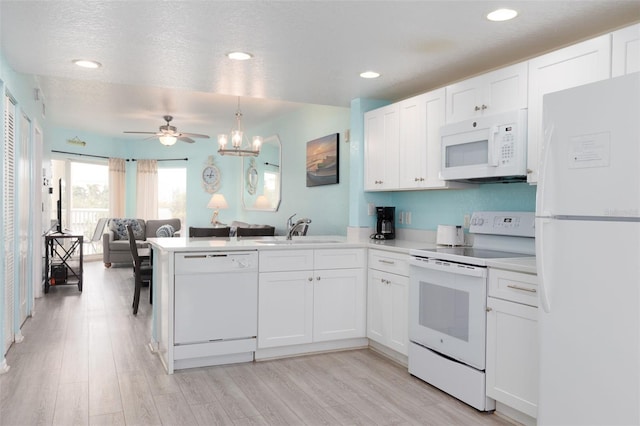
568,132,610,168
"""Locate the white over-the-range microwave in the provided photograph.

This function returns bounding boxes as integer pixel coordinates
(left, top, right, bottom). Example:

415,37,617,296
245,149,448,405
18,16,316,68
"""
440,109,527,183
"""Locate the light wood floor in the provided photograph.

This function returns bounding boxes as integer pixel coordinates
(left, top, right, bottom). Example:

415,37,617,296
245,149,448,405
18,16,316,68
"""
0,260,514,426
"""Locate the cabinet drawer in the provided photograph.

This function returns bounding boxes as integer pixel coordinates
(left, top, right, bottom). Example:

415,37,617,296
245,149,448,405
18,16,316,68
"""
314,248,365,270
259,250,314,272
488,268,538,307
368,249,409,276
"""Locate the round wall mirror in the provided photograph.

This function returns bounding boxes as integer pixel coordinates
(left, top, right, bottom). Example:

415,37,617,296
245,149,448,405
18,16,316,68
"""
242,135,281,211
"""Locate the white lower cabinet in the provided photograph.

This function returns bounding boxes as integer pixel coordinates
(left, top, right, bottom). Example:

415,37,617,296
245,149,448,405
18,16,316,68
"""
486,268,538,419
258,270,314,348
258,249,366,349
367,250,409,356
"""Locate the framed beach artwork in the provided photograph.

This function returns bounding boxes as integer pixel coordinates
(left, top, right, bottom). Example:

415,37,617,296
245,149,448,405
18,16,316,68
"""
306,133,339,187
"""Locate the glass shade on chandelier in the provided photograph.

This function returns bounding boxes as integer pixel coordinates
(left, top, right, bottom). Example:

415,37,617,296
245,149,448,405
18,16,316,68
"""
158,135,177,146
217,98,262,157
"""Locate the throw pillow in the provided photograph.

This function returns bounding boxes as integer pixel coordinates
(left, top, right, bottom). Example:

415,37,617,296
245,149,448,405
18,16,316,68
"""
156,224,175,238
109,219,144,240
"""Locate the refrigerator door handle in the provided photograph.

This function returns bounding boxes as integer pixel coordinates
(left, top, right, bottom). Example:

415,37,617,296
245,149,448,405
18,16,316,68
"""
536,217,552,313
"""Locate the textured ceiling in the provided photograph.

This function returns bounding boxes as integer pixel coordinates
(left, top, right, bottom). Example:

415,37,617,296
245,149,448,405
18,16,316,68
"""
1,1,639,140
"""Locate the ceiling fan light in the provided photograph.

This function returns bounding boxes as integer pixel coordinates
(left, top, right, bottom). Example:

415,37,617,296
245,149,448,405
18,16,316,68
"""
159,135,177,146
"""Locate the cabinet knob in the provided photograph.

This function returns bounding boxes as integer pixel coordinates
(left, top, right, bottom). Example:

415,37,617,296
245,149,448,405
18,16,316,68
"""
308,277,313,281
526,169,533,174
316,276,321,281
414,177,419,182
481,104,488,110
474,105,481,111
420,177,425,182
486,307,493,312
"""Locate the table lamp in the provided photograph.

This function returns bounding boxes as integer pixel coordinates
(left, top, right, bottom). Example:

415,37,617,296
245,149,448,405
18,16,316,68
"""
207,194,228,225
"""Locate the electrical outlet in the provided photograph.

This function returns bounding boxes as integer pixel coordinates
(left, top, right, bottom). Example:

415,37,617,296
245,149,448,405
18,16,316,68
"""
368,203,376,216
464,214,471,228
398,211,404,224
406,211,412,225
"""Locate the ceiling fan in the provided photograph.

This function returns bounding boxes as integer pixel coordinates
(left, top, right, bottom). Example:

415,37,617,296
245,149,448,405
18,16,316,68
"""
123,115,210,145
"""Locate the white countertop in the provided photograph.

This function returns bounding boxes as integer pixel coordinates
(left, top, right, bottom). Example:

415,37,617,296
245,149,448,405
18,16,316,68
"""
148,235,536,274
485,257,537,274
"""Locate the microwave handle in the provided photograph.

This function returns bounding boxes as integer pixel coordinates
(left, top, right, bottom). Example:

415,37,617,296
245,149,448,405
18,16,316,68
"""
488,125,500,167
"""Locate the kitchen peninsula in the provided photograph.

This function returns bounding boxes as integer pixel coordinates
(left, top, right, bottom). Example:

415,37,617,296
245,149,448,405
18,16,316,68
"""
147,235,374,374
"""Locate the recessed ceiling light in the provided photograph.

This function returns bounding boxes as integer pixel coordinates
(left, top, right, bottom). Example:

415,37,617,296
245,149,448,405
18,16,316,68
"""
360,71,381,79
227,52,253,61
72,59,102,69
487,8,518,22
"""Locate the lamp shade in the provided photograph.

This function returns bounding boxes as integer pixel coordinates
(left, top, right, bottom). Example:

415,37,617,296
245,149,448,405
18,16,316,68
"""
254,195,270,208
207,193,228,210
159,135,177,146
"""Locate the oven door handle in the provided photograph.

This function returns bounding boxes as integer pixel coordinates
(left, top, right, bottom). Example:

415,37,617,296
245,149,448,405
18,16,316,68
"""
410,258,486,278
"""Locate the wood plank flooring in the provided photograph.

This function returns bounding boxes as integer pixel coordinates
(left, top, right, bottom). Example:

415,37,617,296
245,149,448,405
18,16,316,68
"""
0,260,515,425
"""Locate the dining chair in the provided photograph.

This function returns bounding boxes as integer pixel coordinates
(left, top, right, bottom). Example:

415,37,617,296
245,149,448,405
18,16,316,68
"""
188,226,230,237
127,225,152,315
236,226,276,237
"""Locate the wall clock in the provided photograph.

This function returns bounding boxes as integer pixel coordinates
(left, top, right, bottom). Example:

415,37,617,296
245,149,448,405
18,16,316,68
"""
202,155,221,194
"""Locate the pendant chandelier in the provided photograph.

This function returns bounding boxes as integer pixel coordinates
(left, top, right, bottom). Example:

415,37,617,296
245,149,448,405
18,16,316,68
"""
217,97,262,157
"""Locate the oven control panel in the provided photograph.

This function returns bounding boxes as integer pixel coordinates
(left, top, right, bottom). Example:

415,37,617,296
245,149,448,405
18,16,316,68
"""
469,211,535,237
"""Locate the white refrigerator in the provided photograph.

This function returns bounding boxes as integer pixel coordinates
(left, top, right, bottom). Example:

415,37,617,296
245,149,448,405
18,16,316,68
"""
536,72,640,425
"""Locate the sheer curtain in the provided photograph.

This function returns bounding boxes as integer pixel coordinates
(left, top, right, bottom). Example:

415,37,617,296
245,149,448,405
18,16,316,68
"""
136,160,158,220
108,158,126,217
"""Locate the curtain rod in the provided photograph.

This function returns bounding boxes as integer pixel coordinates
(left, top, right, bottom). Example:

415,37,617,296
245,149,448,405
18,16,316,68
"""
52,150,188,162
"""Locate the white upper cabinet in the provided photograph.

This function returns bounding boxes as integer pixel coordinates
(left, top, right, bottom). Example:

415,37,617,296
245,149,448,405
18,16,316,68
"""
399,89,453,189
445,62,528,123
527,34,612,183
612,23,640,77
364,104,399,190
365,89,467,191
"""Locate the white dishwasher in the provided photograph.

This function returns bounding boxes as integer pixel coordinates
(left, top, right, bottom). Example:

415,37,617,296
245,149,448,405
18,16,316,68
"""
174,251,258,351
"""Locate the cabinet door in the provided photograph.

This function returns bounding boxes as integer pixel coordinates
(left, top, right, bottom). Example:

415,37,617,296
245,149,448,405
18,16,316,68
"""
445,62,527,123
258,270,313,348
399,89,448,189
386,272,409,355
486,297,538,418
364,103,399,190
612,23,640,77
367,268,409,355
367,269,388,344
313,268,366,342
527,34,611,183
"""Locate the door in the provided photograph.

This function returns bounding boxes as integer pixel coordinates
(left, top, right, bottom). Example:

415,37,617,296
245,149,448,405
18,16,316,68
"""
3,94,16,355
409,259,487,370
258,270,313,348
612,23,640,77
536,219,640,425
18,112,31,325
313,268,365,342
364,103,399,190
486,297,538,418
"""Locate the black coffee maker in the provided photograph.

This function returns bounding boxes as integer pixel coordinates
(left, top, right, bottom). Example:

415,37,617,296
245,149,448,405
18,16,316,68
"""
373,206,395,240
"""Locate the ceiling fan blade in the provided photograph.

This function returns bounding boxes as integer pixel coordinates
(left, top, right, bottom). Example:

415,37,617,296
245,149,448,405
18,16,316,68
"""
177,136,195,144
179,132,210,139
123,131,157,135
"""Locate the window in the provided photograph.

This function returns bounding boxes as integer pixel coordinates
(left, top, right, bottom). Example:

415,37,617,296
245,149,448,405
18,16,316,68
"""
51,159,109,256
157,167,186,226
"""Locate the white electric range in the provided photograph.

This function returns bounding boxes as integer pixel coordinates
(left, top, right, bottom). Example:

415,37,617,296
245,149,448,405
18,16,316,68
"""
408,211,535,411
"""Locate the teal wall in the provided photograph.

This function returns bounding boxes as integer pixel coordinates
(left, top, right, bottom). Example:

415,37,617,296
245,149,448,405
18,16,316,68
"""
49,104,351,235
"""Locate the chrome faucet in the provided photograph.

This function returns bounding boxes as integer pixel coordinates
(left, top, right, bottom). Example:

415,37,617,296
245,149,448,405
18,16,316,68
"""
286,214,312,240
